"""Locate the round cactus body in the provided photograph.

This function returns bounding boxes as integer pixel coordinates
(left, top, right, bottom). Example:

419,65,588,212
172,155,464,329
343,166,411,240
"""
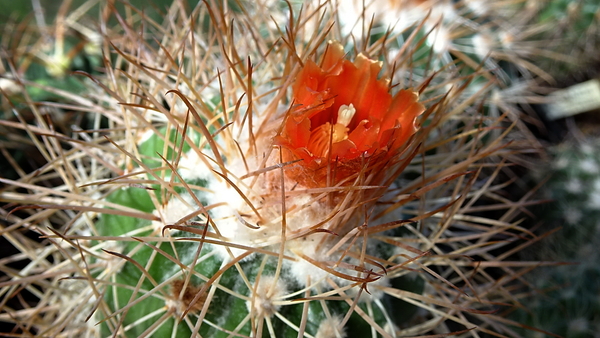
0,1,581,337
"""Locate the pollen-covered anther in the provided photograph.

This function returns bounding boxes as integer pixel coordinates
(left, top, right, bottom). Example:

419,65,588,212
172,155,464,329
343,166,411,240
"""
247,275,287,318
333,103,356,142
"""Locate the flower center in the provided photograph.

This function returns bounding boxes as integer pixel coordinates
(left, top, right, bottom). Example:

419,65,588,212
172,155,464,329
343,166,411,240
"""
308,104,356,158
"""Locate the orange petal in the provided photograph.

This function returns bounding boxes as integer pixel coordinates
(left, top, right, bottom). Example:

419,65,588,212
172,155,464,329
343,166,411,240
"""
321,41,346,72
351,55,391,122
331,139,358,159
348,119,381,154
382,90,424,132
284,111,312,148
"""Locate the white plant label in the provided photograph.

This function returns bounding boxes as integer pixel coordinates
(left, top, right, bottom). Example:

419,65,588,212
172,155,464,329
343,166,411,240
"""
545,79,600,120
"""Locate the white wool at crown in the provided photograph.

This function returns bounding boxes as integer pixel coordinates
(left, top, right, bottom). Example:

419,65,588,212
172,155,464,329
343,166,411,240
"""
179,143,390,294
177,149,217,182
152,193,198,231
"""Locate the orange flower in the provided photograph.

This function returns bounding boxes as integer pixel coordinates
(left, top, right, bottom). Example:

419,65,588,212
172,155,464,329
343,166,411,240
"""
276,41,425,188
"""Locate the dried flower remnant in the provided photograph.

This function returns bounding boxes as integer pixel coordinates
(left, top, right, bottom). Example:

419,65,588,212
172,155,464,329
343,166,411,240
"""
276,41,425,188
166,279,206,316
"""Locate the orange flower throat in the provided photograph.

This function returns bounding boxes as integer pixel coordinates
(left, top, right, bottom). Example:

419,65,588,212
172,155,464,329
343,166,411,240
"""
308,103,356,158
276,41,425,188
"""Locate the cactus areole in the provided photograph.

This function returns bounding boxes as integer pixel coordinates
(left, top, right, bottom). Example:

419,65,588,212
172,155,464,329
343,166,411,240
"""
276,41,425,188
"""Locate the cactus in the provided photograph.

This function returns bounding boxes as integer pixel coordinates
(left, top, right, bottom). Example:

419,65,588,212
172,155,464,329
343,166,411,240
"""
510,138,600,338
0,0,106,105
534,0,600,79
0,0,575,337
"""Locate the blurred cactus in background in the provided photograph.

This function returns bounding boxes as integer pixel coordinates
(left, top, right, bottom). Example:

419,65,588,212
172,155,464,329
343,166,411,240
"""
535,0,600,79
1,0,597,337
0,0,105,104
512,137,600,338
516,1,600,337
